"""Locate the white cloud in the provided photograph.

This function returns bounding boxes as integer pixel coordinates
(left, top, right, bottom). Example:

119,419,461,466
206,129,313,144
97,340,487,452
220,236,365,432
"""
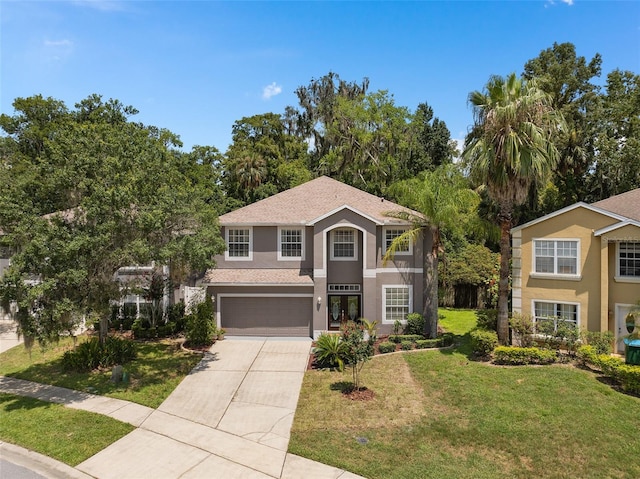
44,39,73,47
72,1,127,12
262,82,282,100
545,0,574,6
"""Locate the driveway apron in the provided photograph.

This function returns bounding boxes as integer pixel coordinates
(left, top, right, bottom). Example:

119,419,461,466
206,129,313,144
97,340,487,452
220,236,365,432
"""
77,337,320,479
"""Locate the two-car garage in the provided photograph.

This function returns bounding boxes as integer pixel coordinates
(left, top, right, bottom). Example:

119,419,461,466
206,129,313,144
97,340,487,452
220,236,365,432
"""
217,295,313,338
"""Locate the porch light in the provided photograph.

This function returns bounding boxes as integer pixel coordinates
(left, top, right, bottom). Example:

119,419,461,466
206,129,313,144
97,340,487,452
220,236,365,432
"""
317,296,322,305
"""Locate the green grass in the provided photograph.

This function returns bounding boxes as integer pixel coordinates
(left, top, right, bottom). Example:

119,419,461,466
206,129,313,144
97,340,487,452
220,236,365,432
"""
0,393,134,466
290,309,640,479
0,335,203,408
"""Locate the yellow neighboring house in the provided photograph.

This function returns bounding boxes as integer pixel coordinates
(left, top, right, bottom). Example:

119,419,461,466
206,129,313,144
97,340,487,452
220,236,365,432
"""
511,188,640,353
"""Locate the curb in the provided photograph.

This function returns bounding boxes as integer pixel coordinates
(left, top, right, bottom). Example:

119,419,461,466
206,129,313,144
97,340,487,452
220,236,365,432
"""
0,442,92,479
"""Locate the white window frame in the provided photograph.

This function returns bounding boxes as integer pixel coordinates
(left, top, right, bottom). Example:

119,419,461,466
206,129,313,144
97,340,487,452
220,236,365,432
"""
330,228,358,261
382,285,413,324
277,226,305,261
615,242,640,283
532,299,580,333
225,227,253,261
383,227,412,256
531,238,581,280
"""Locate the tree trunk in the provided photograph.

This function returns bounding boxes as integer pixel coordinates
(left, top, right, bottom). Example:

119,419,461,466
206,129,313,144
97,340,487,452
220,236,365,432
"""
497,217,511,344
423,239,439,339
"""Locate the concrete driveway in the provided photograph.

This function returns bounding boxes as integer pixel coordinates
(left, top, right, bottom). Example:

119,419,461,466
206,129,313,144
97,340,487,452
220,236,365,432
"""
76,338,362,479
0,318,22,354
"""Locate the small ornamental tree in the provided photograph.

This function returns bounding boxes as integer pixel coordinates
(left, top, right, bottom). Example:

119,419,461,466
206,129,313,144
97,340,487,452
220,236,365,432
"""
340,321,375,391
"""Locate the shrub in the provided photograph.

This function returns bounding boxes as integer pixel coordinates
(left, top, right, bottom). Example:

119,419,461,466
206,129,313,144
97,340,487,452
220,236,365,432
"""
388,334,423,344
405,313,425,336
582,331,614,355
615,364,640,395
440,332,455,346
577,346,640,395
493,346,557,365
185,296,217,347
476,309,497,331
167,302,187,333
401,340,413,351
470,328,498,357
576,345,598,366
313,333,346,370
415,339,439,349
62,337,137,372
509,313,534,347
378,342,396,354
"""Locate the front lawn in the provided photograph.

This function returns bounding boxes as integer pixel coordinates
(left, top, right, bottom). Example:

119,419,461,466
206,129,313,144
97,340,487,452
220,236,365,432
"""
0,335,203,408
0,393,134,466
289,309,640,479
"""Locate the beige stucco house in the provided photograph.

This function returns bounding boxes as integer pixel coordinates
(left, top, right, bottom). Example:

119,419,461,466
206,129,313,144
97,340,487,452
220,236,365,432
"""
511,188,640,353
203,176,428,339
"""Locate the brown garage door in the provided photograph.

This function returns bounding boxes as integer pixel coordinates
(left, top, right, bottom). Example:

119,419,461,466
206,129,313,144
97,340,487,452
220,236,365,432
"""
221,296,312,337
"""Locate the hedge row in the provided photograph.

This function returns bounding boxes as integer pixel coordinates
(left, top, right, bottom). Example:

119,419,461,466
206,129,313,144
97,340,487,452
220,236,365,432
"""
577,345,640,395
493,346,557,365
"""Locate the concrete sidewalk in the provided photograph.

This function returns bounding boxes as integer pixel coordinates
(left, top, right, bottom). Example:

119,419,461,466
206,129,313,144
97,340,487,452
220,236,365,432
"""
0,337,365,478
0,376,154,427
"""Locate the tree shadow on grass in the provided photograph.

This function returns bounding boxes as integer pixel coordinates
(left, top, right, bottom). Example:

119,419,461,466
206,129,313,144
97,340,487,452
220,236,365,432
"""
0,393,54,412
330,381,354,393
437,332,475,359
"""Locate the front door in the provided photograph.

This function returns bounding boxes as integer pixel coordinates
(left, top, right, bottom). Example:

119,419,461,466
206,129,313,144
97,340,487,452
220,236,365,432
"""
328,295,361,330
616,304,636,353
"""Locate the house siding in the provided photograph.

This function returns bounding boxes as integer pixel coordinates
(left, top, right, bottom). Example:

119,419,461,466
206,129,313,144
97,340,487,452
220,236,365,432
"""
514,204,640,337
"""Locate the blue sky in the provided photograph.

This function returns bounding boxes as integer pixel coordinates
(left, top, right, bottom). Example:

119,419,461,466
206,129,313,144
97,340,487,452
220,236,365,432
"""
2,1,638,153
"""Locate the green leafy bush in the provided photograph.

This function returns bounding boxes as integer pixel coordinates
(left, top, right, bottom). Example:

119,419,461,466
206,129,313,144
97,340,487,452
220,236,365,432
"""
475,309,497,331
415,339,440,349
313,333,346,370
404,313,425,336
615,364,640,395
388,334,423,344
493,346,557,365
62,337,137,372
576,345,640,395
378,342,396,354
470,328,498,357
509,313,534,347
185,296,217,347
401,340,413,351
167,302,187,333
576,345,598,365
582,331,614,355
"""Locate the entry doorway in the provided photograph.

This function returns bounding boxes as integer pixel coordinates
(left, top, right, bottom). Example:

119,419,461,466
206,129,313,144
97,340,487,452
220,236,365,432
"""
328,295,361,330
616,304,636,353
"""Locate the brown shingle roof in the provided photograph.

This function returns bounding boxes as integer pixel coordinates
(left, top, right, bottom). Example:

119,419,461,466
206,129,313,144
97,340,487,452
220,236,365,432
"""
203,268,313,285
592,188,640,222
219,176,417,225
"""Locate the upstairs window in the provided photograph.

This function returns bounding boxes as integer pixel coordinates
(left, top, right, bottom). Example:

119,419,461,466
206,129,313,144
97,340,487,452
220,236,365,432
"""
226,228,252,260
384,228,411,255
534,240,578,276
619,242,640,278
279,227,304,260
331,228,357,260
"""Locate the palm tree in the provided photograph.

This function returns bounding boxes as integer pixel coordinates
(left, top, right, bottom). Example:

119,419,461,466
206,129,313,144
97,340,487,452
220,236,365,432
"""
235,153,267,191
462,73,565,344
384,164,479,338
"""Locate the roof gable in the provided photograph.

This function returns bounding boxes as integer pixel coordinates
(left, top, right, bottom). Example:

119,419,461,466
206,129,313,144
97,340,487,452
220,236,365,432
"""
219,176,417,226
511,202,628,233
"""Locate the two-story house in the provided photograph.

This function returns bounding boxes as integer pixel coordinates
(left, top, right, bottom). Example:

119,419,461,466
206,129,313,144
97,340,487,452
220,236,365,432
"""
203,176,428,339
511,188,640,353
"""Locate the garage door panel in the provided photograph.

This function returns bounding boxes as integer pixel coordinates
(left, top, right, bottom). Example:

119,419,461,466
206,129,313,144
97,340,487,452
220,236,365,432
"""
221,297,311,337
